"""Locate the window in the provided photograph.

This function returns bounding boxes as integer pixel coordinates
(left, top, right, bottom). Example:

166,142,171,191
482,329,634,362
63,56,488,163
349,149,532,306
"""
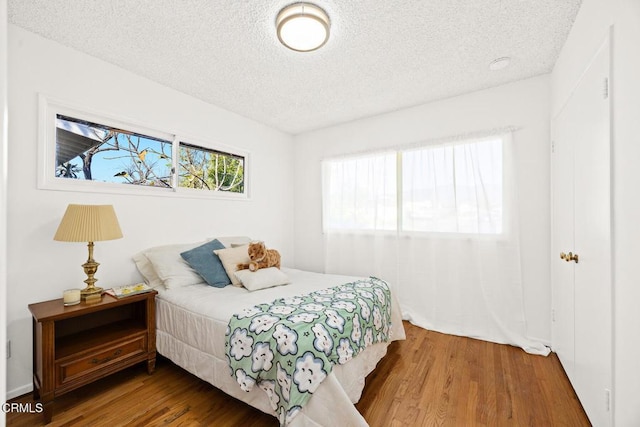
178,143,245,193
402,138,503,234
322,136,504,234
39,96,249,199
322,152,397,231
56,115,173,187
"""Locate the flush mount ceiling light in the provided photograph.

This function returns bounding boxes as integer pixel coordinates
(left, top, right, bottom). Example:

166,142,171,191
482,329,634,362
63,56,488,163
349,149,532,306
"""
276,3,330,52
489,57,511,71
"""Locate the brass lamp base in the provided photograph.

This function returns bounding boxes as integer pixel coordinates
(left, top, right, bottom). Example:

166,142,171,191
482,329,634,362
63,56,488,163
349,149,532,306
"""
80,242,103,302
81,286,103,301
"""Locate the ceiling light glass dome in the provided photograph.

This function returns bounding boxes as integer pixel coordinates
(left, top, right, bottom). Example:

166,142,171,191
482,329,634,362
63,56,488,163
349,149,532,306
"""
276,3,330,52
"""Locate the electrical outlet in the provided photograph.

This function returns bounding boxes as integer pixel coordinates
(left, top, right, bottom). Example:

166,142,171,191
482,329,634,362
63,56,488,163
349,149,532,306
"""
6,340,10,359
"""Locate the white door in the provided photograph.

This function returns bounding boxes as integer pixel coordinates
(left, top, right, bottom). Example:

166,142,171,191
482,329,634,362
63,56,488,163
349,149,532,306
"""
552,37,611,427
552,87,575,381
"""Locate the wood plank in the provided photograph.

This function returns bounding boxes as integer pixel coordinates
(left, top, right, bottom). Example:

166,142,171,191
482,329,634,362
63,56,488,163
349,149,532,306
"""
7,321,590,426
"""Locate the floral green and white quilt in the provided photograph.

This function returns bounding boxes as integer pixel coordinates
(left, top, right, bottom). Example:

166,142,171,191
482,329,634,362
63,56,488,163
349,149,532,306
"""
225,276,392,426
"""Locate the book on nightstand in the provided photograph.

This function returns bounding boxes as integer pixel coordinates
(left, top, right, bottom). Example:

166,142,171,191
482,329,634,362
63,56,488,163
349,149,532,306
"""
106,283,153,298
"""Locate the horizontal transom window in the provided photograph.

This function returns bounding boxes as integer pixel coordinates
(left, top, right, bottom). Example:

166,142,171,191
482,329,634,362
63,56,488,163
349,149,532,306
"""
56,115,174,187
178,143,245,194
39,96,249,199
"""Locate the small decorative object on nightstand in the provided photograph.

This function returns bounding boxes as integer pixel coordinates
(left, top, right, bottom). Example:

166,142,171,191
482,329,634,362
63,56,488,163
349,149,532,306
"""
62,289,81,306
53,204,123,301
29,290,157,423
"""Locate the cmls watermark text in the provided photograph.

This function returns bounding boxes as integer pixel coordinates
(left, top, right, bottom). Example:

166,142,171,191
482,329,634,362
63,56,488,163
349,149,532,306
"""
2,402,44,413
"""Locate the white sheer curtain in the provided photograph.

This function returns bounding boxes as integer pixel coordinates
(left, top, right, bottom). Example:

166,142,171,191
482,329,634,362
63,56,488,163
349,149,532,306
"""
322,151,397,231
322,133,549,355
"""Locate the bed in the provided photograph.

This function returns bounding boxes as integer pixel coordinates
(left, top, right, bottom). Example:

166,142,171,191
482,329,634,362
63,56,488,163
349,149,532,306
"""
134,238,406,426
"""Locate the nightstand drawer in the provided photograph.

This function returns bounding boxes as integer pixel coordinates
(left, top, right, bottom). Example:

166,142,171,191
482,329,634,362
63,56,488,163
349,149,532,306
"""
56,335,147,385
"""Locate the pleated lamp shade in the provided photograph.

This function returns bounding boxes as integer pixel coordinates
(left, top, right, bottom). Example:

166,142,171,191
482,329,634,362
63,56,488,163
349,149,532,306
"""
54,204,123,242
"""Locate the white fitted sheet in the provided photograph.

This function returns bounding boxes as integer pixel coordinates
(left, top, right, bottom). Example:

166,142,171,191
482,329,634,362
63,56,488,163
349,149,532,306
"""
155,268,405,426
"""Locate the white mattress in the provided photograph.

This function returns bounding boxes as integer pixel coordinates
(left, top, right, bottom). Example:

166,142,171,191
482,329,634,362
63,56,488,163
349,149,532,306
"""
155,268,406,426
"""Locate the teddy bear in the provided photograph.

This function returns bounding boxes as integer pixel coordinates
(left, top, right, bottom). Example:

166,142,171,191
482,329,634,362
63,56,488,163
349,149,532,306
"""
237,241,281,272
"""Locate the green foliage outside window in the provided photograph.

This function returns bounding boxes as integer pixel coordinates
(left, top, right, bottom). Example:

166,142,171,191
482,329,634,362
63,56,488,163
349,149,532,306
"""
178,143,245,193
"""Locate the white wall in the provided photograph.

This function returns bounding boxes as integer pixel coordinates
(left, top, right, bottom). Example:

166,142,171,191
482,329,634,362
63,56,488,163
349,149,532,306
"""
1,0,8,424
551,0,640,425
6,25,295,397
293,75,552,344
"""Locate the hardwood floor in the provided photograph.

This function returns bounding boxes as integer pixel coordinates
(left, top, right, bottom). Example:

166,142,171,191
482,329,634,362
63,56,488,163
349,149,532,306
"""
7,321,590,426
356,322,590,426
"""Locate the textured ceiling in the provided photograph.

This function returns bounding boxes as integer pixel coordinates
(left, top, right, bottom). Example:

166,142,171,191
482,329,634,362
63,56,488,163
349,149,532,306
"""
8,0,581,135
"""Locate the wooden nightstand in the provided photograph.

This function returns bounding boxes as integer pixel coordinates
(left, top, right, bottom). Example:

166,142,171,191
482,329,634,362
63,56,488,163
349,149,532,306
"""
28,291,157,423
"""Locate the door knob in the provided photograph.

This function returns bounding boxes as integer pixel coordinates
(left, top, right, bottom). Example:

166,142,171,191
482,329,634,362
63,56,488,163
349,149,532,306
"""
560,252,579,263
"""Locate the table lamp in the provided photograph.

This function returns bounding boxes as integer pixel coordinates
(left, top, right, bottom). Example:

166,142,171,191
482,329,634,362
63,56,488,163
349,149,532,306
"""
53,204,123,301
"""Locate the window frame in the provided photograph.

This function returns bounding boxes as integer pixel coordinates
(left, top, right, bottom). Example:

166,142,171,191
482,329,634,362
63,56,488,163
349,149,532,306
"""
38,95,250,200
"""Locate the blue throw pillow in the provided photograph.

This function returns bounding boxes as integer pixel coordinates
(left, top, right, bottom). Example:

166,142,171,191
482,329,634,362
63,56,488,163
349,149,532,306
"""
180,239,230,288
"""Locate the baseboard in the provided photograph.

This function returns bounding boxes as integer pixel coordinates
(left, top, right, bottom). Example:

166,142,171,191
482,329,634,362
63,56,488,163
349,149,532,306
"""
6,383,31,400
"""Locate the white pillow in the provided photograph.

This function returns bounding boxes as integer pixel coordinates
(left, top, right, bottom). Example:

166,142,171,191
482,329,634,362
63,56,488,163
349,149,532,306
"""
234,268,290,292
137,242,206,289
132,252,164,288
214,245,250,286
216,236,252,248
